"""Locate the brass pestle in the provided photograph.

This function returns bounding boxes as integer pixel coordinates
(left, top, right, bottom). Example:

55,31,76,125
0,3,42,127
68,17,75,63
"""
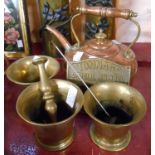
32,57,57,122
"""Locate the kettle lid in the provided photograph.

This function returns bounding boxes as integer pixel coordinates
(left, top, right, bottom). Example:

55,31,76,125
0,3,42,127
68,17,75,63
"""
81,29,121,58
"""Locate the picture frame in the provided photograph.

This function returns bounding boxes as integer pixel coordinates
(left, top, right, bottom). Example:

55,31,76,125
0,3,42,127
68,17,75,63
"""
4,0,30,58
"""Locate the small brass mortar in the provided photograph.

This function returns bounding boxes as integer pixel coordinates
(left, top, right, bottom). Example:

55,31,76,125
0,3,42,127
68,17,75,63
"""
84,82,146,151
6,55,60,85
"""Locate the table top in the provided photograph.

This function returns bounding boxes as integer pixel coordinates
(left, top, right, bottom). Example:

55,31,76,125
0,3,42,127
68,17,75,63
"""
4,43,151,155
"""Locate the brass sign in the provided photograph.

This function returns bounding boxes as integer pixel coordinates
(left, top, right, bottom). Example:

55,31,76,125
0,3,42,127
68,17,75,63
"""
67,58,131,84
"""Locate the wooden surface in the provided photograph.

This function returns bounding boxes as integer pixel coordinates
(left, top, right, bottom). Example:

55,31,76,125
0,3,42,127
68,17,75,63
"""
26,0,41,43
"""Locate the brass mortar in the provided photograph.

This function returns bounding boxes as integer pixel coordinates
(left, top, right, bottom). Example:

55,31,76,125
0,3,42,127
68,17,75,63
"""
16,79,84,151
84,82,146,151
6,55,60,85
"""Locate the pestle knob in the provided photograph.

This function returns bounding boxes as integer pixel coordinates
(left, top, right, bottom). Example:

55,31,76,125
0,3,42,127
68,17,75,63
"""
32,56,57,122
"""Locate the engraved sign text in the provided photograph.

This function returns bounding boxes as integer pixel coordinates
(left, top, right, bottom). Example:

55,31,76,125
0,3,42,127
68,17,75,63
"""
67,58,131,84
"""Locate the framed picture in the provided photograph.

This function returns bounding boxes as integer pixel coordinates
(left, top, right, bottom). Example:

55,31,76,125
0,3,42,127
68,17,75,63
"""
4,0,30,58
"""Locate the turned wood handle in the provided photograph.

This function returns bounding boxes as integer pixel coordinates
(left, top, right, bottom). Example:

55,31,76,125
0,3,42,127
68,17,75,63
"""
76,6,137,20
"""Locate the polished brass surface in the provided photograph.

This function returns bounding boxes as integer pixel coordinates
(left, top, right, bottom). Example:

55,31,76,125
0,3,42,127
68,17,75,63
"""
90,125,131,151
32,57,57,122
36,130,75,151
95,29,107,43
6,55,60,85
125,18,141,55
16,79,84,151
84,82,146,151
70,12,82,47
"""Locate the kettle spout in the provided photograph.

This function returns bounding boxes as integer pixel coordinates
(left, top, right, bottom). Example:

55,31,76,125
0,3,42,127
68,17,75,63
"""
45,25,72,52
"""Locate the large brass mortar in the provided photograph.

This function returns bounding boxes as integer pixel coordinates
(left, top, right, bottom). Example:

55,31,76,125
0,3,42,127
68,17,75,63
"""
16,79,84,151
6,55,60,85
84,82,146,151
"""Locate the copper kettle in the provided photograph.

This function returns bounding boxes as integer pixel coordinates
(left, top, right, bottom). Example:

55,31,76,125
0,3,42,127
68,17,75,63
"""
45,6,140,84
